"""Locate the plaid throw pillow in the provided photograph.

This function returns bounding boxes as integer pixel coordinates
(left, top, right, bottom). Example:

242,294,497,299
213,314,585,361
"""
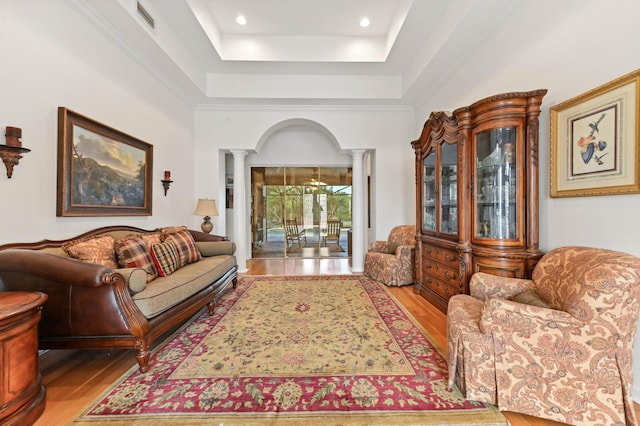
139,232,161,249
150,240,180,277
116,237,158,282
162,230,201,267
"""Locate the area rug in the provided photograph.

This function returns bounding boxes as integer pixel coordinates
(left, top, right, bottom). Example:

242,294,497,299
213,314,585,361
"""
73,275,507,425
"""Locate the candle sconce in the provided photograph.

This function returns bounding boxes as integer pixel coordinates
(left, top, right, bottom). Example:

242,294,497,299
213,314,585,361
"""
0,126,30,179
161,170,173,196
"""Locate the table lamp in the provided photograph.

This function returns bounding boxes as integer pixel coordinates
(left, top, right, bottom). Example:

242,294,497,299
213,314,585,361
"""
193,198,218,233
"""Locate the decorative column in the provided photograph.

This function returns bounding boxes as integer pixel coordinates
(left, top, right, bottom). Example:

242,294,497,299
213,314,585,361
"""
351,149,366,272
362,151,370,251
231,150,248,273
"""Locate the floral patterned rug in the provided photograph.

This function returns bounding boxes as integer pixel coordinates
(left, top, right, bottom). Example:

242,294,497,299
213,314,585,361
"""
73,275,507,425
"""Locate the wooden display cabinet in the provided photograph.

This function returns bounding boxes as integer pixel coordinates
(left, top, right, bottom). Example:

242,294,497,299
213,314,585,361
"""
412,90,547,312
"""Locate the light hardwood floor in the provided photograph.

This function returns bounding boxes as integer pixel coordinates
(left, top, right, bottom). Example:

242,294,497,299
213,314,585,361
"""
34,258,628,425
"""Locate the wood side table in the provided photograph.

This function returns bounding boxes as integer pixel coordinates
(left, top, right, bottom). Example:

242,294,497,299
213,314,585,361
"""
0,292,47,426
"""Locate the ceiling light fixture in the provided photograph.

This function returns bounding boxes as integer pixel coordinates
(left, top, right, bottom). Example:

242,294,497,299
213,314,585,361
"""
236,15,246,25
359,17,370,28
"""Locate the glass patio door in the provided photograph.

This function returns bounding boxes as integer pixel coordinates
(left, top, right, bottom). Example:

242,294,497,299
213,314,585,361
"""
251,167,352,259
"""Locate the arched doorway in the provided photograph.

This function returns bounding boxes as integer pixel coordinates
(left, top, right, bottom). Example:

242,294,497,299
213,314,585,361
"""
246,119,353,259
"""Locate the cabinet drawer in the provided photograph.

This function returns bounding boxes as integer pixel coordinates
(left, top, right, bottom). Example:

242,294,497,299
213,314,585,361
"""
422,259,458,285
423,244,458,266
423,274,459,302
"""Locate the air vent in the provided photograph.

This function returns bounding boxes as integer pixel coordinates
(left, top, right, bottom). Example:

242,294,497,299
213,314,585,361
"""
136,1,155,29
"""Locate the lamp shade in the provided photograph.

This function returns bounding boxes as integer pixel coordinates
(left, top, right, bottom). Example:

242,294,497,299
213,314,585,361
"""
193,199,218,217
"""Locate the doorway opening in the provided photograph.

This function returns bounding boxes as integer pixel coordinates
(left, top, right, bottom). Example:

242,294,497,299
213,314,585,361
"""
251,166,352,259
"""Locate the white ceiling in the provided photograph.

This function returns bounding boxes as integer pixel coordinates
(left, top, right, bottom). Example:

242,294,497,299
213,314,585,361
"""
188,0,411,62
81,0,523,106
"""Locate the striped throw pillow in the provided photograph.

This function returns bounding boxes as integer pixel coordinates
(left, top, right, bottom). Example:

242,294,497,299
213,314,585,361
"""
150,240,180,277
163,230,201,267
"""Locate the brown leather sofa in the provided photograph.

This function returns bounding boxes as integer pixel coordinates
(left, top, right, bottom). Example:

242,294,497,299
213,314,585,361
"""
0,225,238,373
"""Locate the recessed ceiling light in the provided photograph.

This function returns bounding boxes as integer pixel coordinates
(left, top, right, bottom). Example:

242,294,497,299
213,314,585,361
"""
359,17,370,28
236,15,247,25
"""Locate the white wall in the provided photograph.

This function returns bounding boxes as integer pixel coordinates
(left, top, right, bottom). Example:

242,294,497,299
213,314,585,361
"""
248,125,352,166
414,0,640,399
0,1,198,244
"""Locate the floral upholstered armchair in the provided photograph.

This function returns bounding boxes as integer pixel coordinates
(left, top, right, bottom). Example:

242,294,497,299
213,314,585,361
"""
447,246,640,426
363,225,416,287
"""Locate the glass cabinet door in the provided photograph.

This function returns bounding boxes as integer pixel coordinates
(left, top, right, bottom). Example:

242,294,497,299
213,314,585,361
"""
440,142,458,234
423,150,436,231
475,127,517,239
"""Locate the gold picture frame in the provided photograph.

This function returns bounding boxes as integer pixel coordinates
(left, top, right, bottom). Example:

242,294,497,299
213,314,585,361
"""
57,107,153,216
550,68,640,197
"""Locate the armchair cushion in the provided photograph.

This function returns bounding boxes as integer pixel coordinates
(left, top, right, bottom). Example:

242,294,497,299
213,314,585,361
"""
386,241,399,254
512,289,550,309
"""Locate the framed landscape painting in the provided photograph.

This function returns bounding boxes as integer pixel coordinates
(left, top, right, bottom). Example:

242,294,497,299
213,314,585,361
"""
550,69,640,197
56,107,153,216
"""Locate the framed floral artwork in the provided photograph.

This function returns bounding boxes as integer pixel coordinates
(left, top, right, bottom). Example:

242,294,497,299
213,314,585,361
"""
550,69,640,197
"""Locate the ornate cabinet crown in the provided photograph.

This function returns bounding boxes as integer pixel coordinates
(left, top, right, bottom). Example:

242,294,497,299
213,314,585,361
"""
411,90,547,312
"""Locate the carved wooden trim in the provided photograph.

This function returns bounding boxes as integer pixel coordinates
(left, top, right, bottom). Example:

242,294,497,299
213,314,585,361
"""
0,225,228,251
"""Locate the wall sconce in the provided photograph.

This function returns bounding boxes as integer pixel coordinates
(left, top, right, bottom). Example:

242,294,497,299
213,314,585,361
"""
0,126,30,178
161,170,173,196
193,198,219,233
